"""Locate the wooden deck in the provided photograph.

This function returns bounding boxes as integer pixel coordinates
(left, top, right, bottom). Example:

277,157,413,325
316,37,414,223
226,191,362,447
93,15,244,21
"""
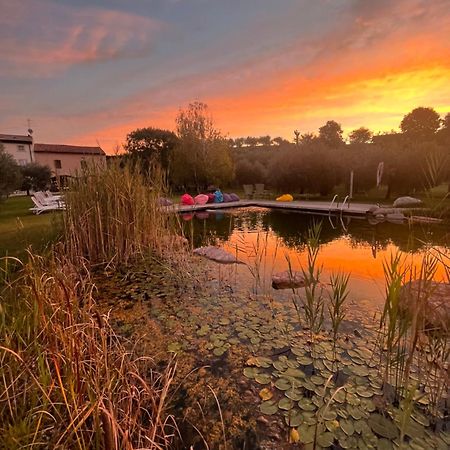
170,199,378,217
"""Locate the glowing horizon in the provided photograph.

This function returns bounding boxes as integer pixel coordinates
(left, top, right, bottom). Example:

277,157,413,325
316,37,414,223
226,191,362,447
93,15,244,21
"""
0,0,449,154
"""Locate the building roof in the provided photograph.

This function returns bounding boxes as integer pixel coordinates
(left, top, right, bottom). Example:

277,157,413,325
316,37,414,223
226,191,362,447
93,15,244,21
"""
0,134,33,144
34,143,105,155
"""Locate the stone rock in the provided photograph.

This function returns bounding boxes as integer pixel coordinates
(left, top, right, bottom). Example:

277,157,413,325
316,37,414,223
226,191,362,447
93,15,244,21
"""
399,280,450,333
393,196,422,208
386,212,406,223
159,197,173,206
272,271,306,290
193,246,243,264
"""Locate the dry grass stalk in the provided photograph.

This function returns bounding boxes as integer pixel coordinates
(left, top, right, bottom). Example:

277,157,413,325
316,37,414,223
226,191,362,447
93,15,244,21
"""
63,161,181,269
0,252,177,449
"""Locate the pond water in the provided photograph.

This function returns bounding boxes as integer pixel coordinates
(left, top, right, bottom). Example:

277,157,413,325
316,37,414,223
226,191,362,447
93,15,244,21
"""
103,207,449,449
182,207,449,312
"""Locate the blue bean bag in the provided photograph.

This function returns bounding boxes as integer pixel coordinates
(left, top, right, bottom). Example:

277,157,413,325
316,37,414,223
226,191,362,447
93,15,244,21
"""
214,190,224,203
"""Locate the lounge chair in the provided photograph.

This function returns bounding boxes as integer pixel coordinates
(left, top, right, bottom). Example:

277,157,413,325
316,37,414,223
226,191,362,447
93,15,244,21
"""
243,184,254,198
30,196,65,215
34,191,64,207
254,183,269,198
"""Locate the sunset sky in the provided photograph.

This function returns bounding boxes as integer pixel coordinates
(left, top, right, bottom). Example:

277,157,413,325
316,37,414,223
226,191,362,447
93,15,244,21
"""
1,0,449,153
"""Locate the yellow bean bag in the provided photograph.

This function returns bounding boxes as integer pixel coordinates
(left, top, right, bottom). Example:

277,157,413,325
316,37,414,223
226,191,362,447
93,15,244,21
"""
276,194,294,202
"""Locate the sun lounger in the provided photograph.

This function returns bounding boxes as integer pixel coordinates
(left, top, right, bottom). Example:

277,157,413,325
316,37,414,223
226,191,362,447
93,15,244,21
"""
29,196,65,215
243,184,254,198
34,191,64,207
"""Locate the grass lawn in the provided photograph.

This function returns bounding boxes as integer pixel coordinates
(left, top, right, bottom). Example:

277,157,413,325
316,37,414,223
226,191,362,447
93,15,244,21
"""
0,196,62,260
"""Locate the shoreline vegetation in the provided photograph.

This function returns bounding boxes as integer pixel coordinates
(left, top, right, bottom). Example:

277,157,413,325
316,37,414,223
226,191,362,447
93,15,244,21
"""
0,162,188,449
1,160,449,449
0,103,449,448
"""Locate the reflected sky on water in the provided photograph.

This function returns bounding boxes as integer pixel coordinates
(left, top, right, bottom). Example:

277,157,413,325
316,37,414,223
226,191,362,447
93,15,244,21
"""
181,207,449,308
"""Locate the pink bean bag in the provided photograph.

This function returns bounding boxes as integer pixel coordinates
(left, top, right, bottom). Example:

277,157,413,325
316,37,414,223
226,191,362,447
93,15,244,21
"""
181,193,195,205
194,194,209,205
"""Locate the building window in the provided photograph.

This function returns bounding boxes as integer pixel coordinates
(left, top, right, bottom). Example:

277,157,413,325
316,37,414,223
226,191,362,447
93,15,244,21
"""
18,159,27,166
80,159,87,169
18,145,25,152
54,160,62,169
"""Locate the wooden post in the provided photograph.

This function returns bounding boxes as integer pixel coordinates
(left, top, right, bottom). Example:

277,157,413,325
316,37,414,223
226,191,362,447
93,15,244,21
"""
349,170,354,199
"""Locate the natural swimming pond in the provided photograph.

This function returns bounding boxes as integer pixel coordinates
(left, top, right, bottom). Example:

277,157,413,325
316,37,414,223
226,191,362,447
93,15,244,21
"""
182,206,449,306
104,207,449,449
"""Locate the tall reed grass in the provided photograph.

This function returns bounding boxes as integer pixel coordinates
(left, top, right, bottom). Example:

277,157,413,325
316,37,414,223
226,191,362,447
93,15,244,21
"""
63,161,179,268
379,250,449,420
0,253,176,449
1,161,184,448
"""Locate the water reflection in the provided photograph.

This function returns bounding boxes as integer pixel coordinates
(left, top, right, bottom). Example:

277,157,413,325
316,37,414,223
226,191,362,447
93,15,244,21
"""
182,207,449,305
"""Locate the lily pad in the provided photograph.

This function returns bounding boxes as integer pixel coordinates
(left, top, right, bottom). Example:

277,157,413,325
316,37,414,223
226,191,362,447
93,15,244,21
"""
291,346,305,356
196,325,210,336
243,367,258,379
297,424,315,444
340,419,355,436
298,398,316,411
411,410,430,427
297,355,313,365
285,387,302,401
356,386,374,398
283,367,305,378
260,401,278,415
285,410,302,427
255,373,271,384
247,356,272,368
278,397,294,410
168,342,182,352
213,347,227,356
311,374,325,385
273,360,288,371
348,405,365,420
326,420,340,432
368,414,398,439
259,388,273,401
377,438,393,450
317,431,334,447
274,378,291,390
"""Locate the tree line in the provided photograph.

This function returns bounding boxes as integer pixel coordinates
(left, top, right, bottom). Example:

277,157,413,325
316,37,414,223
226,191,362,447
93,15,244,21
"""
0,147,52,199
124,105,450,198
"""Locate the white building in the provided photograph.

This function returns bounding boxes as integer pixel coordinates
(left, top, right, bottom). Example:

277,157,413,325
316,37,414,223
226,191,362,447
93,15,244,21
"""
0,133,34,165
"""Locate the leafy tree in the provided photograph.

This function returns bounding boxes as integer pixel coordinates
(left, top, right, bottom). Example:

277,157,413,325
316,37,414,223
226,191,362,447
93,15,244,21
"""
21,163,52,195
235,159,267,184
400,107,440,140
318,120,344,148
300,132,318,145
234,137,245,148
349,127,373,145
125,127,178,171
437,112,450,146
257,135,271,146
245,136,258,147
171,102,234,190
272,137,290,146
0,145,22,199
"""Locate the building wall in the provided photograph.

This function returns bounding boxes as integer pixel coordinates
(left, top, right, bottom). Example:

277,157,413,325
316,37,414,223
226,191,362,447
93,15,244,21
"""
1,141,34,165
34,152,106,176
